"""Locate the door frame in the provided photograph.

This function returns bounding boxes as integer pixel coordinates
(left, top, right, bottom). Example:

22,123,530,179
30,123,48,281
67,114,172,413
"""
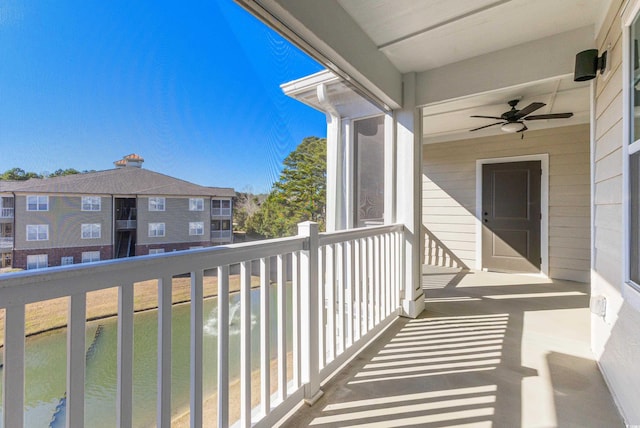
475,154,549,276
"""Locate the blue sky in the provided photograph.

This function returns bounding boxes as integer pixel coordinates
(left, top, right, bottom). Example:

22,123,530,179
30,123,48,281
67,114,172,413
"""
0,0,326,193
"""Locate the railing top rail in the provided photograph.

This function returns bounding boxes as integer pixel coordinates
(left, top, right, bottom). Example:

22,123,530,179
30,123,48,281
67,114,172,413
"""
318,224,404,247
0,235,307,307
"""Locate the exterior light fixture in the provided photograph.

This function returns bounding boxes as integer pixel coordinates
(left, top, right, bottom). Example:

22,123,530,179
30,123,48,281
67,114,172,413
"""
574,49,607,81
501,122,526,133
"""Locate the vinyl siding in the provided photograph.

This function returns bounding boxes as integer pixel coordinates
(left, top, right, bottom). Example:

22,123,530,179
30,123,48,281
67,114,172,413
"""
422,124,590,282
137,196,212,245
14,195,113,250
592,0,640,424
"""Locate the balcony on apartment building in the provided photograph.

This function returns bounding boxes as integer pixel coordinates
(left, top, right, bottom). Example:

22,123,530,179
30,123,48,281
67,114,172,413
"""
0,197,14,219
0,223,622,427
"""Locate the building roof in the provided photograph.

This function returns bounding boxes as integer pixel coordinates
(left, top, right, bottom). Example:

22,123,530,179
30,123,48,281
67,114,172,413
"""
0,167,235,197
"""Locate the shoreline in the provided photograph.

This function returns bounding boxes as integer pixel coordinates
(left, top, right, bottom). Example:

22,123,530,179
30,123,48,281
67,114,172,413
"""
0,274,262,349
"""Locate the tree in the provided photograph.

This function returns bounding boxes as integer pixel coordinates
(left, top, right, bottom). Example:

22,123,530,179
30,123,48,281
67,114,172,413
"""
247,137,326,237
0,168,42,180
49,168,81,177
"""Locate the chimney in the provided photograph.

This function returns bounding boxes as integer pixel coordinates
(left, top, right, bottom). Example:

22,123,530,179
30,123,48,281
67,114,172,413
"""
114,154,144,168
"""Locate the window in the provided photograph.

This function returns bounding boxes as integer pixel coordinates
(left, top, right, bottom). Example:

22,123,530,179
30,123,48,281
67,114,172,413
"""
149,248,165,255
61,256,74,265
354,115,385,227
27,195,48,211
27,254,48,269
148,222,165,237
189,221,204,235
26,224,49,241
630,12,640,286
82,251,100,263
189,198,204,211
81,196,101,211
149,197,166,211
81,223,101,239
212,199,231,216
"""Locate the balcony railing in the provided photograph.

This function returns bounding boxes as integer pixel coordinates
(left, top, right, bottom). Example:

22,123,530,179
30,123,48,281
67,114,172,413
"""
0,222,405,428
0,207,14,218
115,219,137,230
211,208,232,217
0,237,13,249
211,230,232,240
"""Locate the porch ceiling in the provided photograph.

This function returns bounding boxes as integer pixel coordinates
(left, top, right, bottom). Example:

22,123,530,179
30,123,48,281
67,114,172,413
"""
337,0,606,73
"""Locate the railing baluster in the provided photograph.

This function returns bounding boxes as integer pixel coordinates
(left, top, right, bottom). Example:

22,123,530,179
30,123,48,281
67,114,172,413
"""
317,246,326,369
345,240,354,347
361,238,368,334
374,236,381,325
117,283,134,428
354,239,361,342
190,270,204,428
325,244,335,362
67,292,86,428
336,242,345,355
157,276,172,428
380,234,387,319
218,266,230,428
385,233,391,317
3,305,25,428
367,236,374,330
260,257,271,416
291,251,301,390
277,254,287,403
240,261,252,427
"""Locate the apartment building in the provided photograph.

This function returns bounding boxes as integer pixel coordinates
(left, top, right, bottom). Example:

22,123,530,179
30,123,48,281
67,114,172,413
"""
0,154,234,269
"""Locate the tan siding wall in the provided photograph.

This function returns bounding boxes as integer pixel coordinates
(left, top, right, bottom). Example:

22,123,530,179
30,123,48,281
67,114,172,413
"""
592,0,640,424
422,124,590,282
14,195,113,250
137,196,211,245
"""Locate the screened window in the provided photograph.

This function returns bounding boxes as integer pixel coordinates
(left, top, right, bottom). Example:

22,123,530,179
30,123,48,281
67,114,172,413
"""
189,221,204,235
189,198,204,211
354,115,385,227
27,254,48,269
61,256,74,265
81,196,101,211
26,224,49,241
27,195,48,211
81,251,100,263
149,197,166,211
212,199,231,216
148,222,165,237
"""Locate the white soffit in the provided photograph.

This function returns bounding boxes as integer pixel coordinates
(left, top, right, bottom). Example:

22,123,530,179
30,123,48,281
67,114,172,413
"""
421,75,590,144
337,0,600,73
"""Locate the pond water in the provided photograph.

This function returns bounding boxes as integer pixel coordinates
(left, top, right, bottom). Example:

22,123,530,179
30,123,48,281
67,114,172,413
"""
0,284,291,427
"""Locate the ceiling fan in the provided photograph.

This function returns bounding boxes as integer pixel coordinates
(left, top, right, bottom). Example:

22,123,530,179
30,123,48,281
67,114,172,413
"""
470,99,573,133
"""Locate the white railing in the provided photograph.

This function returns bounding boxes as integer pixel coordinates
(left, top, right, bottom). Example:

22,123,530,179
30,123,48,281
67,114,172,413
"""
0,237,12,249
0,222,404,428
0,208,13,218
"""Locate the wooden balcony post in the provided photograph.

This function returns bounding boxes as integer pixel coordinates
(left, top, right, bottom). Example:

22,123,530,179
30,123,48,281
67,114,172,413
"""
298,221,324,405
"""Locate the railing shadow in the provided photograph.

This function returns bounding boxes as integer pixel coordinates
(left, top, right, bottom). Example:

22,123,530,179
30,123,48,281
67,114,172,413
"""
282,275,622,427
423,226,468,270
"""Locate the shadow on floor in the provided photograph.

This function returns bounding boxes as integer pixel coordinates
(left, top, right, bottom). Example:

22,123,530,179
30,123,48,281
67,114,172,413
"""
281,270,623,427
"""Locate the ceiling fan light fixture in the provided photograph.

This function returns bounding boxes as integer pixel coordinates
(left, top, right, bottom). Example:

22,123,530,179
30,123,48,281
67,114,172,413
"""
501,122,526,133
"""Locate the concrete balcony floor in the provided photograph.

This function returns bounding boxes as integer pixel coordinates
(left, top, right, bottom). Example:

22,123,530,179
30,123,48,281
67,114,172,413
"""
281,267,623,427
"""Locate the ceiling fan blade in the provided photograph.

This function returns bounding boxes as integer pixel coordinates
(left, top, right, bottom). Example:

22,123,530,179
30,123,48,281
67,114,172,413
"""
470,115,503,120
469,122,504,132
513,102,545,119
524,112,574,120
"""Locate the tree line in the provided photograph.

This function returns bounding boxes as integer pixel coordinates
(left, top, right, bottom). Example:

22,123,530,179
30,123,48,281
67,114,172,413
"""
0,167,88,180
234,136,326,238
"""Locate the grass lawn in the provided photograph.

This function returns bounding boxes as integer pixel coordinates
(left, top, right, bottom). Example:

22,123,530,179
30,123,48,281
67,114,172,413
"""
0,273,262,348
